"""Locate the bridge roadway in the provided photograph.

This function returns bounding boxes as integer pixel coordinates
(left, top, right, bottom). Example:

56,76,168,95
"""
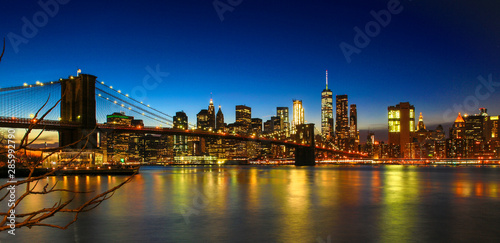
0,116,367,157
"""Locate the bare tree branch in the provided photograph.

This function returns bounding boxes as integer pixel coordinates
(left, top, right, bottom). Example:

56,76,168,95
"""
0,96,137,231
0,38,5,62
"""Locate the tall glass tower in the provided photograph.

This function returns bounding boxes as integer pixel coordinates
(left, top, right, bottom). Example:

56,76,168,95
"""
321,70,334,138
277,107,290,137
292,100,304,134
335,94,349,139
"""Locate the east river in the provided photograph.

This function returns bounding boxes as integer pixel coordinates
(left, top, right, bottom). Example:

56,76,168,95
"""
4,165,500,242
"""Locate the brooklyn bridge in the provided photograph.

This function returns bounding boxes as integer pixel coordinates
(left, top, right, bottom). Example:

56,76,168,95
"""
0,73,367,166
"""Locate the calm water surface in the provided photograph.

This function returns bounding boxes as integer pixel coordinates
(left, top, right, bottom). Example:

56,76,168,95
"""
5,165,500,242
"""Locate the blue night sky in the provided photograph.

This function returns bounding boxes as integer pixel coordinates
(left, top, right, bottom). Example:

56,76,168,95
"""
1,0,499,141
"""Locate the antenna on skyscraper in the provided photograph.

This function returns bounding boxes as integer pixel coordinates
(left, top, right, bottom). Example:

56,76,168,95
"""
326,69,328,90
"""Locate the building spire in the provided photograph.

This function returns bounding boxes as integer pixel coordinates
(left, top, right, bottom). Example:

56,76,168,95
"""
210,92,213,104
326,69,328,90
417,112,426,131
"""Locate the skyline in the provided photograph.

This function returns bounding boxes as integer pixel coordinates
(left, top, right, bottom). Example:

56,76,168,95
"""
1,0,500,142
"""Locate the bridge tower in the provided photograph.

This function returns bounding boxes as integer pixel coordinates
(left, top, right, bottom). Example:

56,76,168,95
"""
295,123,316,166
59,74,98,149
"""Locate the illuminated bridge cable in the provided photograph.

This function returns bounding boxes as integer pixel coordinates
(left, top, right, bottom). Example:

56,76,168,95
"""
0,81,61,120
95,88,173,125
94,81,178,122
94,81,175,119
94,82,174,121
0,80,61,93
96,95,171,126
95,81,196,129
95,90,172,125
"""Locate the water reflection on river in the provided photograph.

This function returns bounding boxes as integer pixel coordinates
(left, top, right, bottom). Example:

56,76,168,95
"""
7,165,500,242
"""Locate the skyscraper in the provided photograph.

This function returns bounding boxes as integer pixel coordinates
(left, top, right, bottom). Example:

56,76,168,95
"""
464,109,488,141
388,102,415,157
236,105,251,133
208,96,215,131
449,112,465,139
349,104,359,150
292,100,304,134
321,70,334,138
335,95,349,139
197,109,209,131
235,105,251,125
216,105,224,132
271,116,281,132
251,118,263,135
349,104,357,138
417,112,426,131
277,107,290,137
173,111,188,155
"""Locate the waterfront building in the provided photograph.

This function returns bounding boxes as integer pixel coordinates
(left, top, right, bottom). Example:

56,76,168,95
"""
208,97,215,131
292,100,304,134
348,104,359,151
335,95,349,137
251,118,263,135
173,111,188,156
197,109,210,131
104,112,142,163
236,105,251,133
216,105,225,132
449,112,466,139
277,107,290,137
264,119,273,134
388,102,415,158
321,70,334,138
417,112,426,131
335,95,349,150
271,116,281,133
463,108,488,141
